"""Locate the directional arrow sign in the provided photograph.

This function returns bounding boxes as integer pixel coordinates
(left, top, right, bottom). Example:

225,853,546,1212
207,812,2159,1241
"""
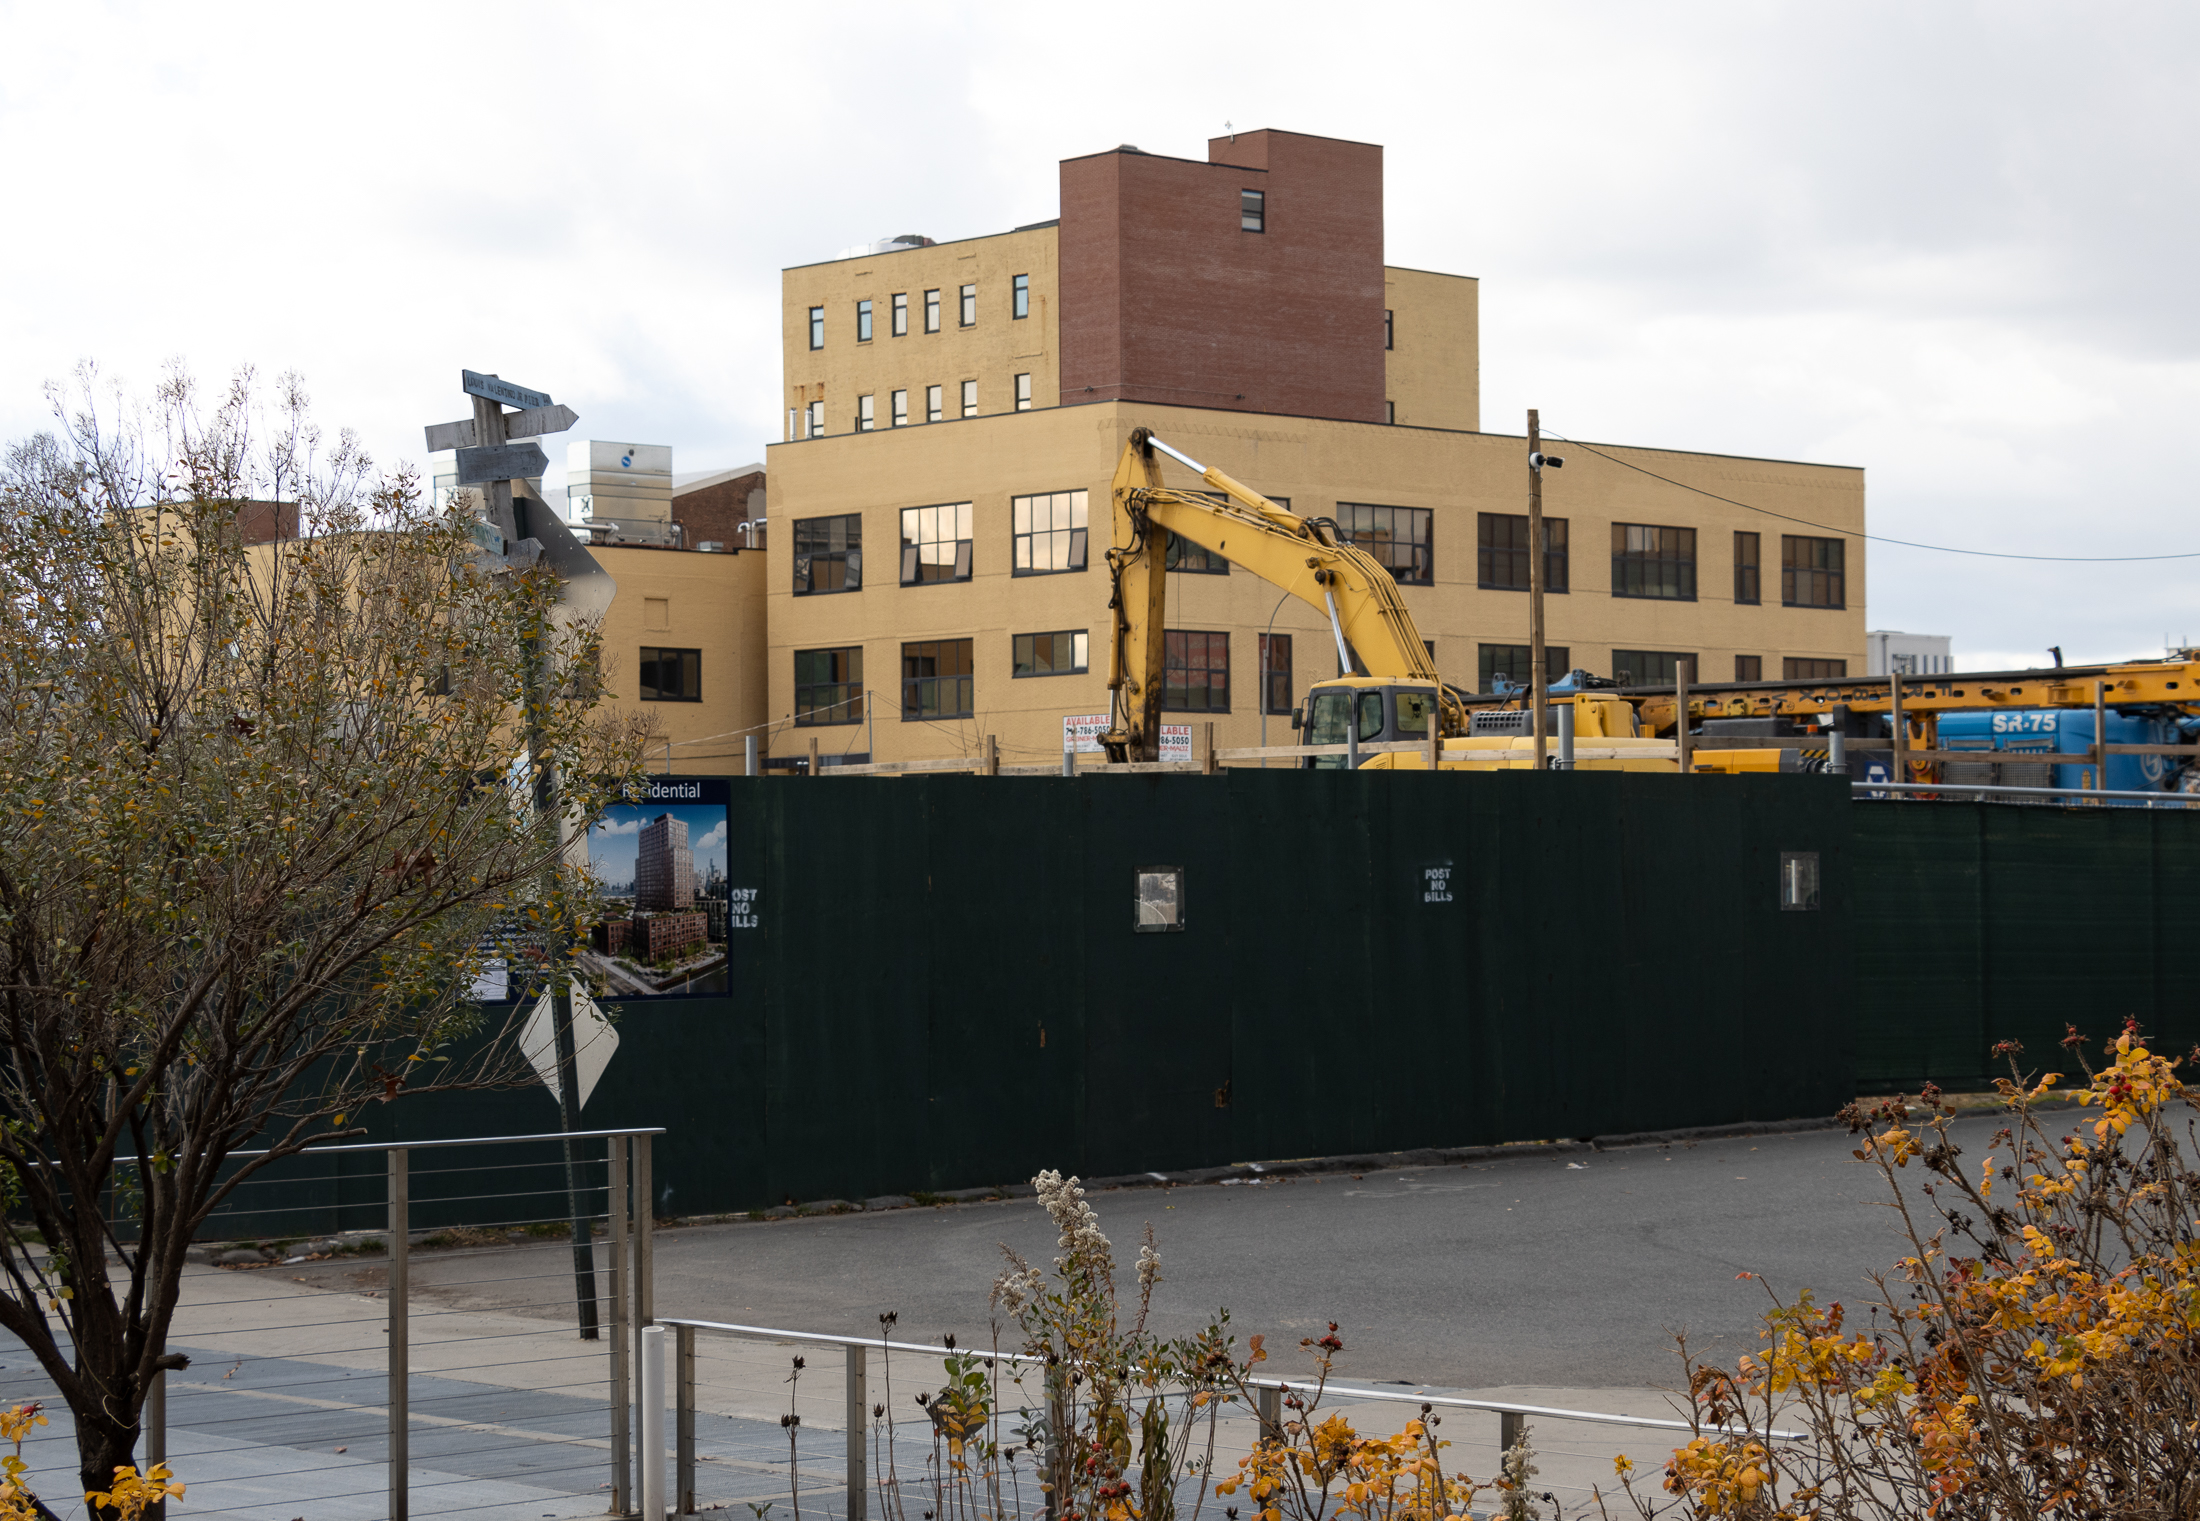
462,370,552,410
456,442,549,484
424,403,580,454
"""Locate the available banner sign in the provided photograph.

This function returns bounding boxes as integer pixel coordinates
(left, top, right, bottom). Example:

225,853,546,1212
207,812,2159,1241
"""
1062,713,1191,761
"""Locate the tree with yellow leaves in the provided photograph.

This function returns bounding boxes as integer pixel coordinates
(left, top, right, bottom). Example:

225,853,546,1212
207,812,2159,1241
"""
1602,1019,2200,1519
0,365,649,1509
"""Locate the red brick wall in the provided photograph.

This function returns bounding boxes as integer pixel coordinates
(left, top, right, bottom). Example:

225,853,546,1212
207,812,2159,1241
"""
672,469,764,548
1058,131,1385,423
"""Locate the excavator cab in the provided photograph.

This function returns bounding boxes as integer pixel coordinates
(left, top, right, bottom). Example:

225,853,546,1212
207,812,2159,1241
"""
1300,679,1440,768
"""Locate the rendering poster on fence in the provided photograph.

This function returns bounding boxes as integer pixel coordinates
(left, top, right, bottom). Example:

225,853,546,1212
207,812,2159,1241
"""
572,775,738,998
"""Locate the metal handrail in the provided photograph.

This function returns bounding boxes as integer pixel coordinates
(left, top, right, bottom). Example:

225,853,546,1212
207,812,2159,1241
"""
94,1127,667,1165
656,1317,1804,1441
1857,781,2197,805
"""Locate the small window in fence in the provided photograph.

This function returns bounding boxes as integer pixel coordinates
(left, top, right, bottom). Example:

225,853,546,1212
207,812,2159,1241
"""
1136,866,1185,933
1780,851,1821,911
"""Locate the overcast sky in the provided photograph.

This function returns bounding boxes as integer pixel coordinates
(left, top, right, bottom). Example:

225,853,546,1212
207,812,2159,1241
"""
4,1,2194,669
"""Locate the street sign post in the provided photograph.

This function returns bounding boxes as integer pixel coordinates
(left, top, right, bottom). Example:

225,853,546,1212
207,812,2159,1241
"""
428,370,609,1339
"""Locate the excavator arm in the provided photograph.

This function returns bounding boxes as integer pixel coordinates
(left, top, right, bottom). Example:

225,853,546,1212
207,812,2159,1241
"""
1102,428,1455,762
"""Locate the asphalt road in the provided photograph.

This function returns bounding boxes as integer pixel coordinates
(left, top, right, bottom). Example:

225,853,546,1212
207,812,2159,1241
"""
643,1115,2002,1389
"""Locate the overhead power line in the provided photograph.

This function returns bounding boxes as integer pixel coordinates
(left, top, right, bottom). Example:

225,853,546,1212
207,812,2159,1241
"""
1541,427,2200,563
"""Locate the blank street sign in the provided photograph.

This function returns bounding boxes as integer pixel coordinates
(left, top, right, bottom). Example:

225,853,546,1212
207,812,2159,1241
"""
424,403,579,454
456,442,550,484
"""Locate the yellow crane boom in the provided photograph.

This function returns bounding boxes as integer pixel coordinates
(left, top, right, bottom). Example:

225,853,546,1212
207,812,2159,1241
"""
1102,428,1458,762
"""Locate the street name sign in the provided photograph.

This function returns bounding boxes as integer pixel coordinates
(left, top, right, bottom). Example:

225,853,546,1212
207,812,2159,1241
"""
424,402,579,454
463,369,552,409
456,442,550,484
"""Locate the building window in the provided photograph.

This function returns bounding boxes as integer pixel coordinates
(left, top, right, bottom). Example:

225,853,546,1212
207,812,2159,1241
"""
1164,630,1230,712
638,647,701,702
808,306,824,350
1784,657,1848,680
1781,536,1846,608
1476,513,1568,593
856,299,873,342
1384,309,1393,350
925,385,943,423
1013,274,1029,319
891,389,908,427
924,289,940,333
805,400,823,439
1611,524,1697,601
1241,188,1265,233
856,394,874,432
1013,630,1088,677
900,502,974,585
960,379,977,418
892,293,908,336
902,639,974,720
1734,531,1761,606
794,647,863,726
1613,650,1693,685
1165,533,1227,574
1336,503,1433,585
1012,489,1088,575
1735,654,1763,682
792,513,862,594
1477,644,1571,692
959,283,976,326
1015,373,1032,411
1385,401,1395,425
1259,633,1293,715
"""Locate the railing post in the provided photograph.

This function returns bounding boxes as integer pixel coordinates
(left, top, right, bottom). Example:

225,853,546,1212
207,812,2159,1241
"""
388,1148,409,1521
677,1324,697,1515
1500,1409,1525,1453
146,1364,165,1521
610,1135,631,1513
640,1326,667,1519
846,1344,869,1521
635,1132,654,1332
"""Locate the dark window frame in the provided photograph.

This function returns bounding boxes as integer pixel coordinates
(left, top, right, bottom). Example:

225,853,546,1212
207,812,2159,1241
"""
1015,372,1032,411
925,385,943,423
638,646,701,702
1734,531,1761,606
1165,533,1228,575
856,394,874,432
1013,274,1030,319
793,646,864,726
807,306,824,350
1241,188,1265,233
890,389,908,427
856,299,873,343
1336,502,1434,585
792,513,862,595
899,502,974,586
1384,309,1393,350
1259,632,1293,716
1011,489,1089,576
1612,649,1694,685
1012,630,1089,678
959,283,976,327
923,288,940,333
1610,523,1698,601
891,292,908,336
960,379,977,418
1784,657,1849,680
1734,654,1763,682
901,638,974,720
1164,629,1231,713
1781,535,1846,609
1476,512,1569,593
1477,644,1571,693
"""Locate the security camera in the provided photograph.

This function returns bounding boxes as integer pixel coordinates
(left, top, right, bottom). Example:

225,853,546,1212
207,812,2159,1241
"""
1529,452,1564,470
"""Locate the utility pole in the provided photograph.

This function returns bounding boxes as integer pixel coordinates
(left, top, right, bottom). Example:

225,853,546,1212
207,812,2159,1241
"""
1527,411,1550,770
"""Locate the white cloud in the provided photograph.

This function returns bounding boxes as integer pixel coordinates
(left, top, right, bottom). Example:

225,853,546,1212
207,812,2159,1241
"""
591,817,641,838
694,819,727,853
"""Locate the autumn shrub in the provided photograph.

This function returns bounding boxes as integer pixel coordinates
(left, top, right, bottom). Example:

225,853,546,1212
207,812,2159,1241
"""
1602,1020,2200,1520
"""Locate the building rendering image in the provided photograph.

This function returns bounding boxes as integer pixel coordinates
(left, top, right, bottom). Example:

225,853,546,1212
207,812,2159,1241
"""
762,128,1866,770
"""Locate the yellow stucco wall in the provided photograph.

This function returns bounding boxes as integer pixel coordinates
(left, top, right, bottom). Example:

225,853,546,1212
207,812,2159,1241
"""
781,227,1061,440
760,402,1865,768
1384,266,1479,432
592,545,768,774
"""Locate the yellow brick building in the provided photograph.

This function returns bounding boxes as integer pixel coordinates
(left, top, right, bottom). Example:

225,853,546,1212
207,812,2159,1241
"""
758,130,1864,770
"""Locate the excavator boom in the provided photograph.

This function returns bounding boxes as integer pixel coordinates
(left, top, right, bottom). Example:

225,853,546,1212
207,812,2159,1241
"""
1102,428,1452,761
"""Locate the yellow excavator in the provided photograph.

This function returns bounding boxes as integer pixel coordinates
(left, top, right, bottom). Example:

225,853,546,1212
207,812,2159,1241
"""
1099,428,1677,771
